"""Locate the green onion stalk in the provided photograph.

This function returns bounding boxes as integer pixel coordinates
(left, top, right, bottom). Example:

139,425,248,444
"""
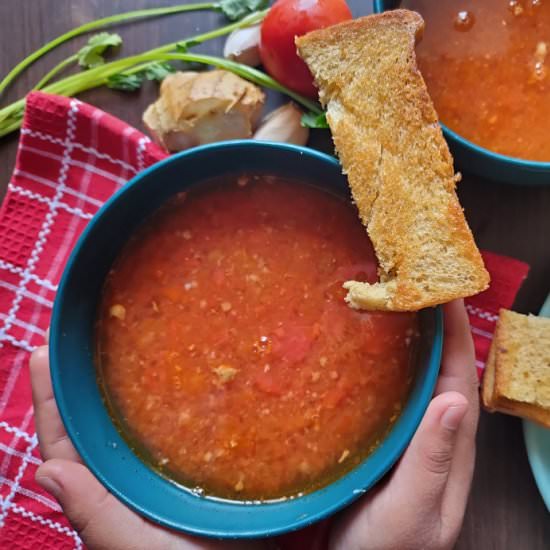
0,9,322,139
0,2,218,96
151,53,322,114
0,10,267,133
0,51,320,139
34,56,79,91
32,6,265,91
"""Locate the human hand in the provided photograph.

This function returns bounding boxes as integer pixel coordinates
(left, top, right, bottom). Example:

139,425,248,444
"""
329,300,479,550
30,342,265,550
31,300,477,550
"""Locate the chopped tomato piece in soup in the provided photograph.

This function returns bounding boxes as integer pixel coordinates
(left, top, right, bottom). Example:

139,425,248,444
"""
97,175,419,500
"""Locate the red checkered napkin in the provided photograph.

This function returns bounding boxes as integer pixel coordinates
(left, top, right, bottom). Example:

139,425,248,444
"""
0,92,530,549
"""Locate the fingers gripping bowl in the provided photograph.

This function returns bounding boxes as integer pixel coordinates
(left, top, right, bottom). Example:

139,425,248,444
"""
50,141,442,538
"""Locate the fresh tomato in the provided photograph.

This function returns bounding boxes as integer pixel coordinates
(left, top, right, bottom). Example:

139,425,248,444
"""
260,0,353,98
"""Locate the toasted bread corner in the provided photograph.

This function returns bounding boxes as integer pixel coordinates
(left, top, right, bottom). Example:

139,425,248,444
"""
481,309,550,428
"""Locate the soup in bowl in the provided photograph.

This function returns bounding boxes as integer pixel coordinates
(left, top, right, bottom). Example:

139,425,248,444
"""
51,141,442,537
375,0,550,185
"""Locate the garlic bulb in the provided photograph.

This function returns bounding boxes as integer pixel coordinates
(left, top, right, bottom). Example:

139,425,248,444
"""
253,103,310,146
223,25,261,67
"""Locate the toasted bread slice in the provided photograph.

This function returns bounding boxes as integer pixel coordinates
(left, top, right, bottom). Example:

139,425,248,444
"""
296,10,489,311
482,309,550,428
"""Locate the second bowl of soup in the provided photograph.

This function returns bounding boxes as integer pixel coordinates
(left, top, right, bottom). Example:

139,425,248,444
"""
376,0,550,185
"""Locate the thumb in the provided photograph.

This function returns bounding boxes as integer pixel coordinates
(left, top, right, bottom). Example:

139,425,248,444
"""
392,391,469,511
36,459,158,550
327,393,469,550
35,460,263,550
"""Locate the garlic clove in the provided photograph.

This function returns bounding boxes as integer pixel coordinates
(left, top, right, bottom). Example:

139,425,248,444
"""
223,25,261,67
253,103,310,146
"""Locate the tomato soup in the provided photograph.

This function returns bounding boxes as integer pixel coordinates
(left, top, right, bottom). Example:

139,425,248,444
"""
402,0,550,161
96,175,419,501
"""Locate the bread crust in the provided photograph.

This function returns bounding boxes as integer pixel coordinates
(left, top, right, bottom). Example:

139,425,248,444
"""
296,11,490,311
481,309,550,428
481,324,498,410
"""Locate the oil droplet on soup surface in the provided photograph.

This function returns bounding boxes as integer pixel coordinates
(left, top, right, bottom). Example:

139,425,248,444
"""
454,10,475,31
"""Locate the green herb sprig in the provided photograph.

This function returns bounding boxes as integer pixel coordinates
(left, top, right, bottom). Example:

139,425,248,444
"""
0,10,268,130
34,33,123,90
218,0,268,21
0,2,218,97
0,1,325,140
301,111,329,129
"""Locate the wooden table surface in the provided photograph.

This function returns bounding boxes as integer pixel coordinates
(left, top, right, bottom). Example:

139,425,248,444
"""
1,1,549,548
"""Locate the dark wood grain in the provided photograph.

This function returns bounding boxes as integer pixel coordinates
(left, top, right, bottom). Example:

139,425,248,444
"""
1,1,549,548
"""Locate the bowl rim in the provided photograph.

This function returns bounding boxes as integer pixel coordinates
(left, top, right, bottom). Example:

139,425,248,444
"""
373,0,550,182
50,140,443,538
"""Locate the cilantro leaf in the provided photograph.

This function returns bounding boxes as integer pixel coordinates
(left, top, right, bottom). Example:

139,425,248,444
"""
219,0,268,21
107,73,144,91
144,62,175,81
77,32,122,69
107,62,174,91
301,111,329,129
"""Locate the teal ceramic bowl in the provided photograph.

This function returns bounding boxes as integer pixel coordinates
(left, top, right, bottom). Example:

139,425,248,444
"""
375,0,550,186
50,141,443,538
